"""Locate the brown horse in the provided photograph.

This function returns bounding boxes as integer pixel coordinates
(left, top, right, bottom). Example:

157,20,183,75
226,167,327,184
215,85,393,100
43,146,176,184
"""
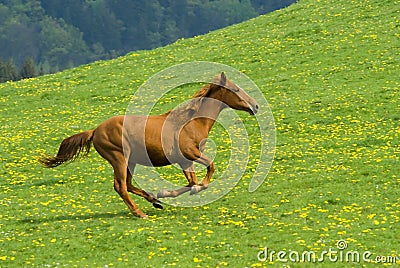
39,72,259,218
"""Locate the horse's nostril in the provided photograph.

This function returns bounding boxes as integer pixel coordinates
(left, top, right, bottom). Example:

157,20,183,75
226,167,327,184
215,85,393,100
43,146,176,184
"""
249,104,259,115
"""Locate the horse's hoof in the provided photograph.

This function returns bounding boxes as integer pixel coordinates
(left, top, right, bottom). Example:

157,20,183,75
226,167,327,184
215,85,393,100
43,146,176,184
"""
134,211,148,219
153,201,164,209
147,192,163,209
190,185,203,195
157,189,170,198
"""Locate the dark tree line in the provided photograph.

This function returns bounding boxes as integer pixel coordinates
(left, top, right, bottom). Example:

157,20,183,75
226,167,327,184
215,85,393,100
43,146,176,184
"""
0,0,295,82
0,57,38,83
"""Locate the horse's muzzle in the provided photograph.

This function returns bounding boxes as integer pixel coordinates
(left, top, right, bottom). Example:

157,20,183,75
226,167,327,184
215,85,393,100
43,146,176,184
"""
249,104,259,115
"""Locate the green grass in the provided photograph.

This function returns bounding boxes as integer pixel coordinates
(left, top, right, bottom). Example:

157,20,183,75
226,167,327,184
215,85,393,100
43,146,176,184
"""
1,0,399,267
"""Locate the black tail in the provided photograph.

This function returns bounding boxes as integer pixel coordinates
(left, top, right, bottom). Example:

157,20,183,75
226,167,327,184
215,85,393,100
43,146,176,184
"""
39,130,94,168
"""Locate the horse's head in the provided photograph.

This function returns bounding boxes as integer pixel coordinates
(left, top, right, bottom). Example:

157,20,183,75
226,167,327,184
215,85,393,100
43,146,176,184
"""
211,72,259,115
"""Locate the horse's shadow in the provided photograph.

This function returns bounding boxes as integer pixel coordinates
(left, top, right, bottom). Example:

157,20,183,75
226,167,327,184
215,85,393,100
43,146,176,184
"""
18,205,171,224
29,178,65,188
19,211,131,224
19,179,173,224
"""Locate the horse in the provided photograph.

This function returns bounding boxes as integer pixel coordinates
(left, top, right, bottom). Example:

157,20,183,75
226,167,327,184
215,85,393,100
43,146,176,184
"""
39,72,259,218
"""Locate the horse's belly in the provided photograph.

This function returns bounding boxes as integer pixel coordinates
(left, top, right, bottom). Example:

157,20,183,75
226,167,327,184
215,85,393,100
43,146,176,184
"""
128,144,171,167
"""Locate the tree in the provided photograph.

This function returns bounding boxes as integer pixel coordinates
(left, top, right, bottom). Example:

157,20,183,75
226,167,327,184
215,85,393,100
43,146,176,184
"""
250,0,295,14
0,21,41,67
0,58,18,82
0,58,5,82
0,4,10,25
19,57,37,79
38,17,91,69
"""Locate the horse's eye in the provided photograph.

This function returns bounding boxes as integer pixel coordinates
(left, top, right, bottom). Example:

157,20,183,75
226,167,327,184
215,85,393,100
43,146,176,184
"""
231,87,240,93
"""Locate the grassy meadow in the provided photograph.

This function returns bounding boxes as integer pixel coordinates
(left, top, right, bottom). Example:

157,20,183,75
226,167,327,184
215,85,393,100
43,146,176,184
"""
0,0,399,267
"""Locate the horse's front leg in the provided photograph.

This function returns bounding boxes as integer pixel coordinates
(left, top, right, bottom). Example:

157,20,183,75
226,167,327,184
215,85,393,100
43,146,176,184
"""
190,154,214,195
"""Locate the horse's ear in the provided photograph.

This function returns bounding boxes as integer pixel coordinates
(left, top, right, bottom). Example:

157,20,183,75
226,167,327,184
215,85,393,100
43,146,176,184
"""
220,72,226,85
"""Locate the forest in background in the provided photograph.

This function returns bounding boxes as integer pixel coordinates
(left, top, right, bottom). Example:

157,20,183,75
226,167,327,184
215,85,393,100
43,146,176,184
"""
0,0,295,82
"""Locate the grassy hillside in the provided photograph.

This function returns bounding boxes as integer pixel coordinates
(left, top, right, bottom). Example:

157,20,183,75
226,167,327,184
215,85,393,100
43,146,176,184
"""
1,0,399,266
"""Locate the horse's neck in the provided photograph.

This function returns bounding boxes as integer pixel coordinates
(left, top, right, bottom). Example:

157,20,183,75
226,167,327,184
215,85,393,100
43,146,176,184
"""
194,98,225,133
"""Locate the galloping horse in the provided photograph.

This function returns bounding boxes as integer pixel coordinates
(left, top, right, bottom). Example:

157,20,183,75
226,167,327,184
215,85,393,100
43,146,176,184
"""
39,72,259,218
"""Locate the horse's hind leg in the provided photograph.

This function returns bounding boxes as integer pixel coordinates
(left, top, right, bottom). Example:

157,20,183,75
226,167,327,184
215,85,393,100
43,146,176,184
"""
111,158,148,218
126,165,163,209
